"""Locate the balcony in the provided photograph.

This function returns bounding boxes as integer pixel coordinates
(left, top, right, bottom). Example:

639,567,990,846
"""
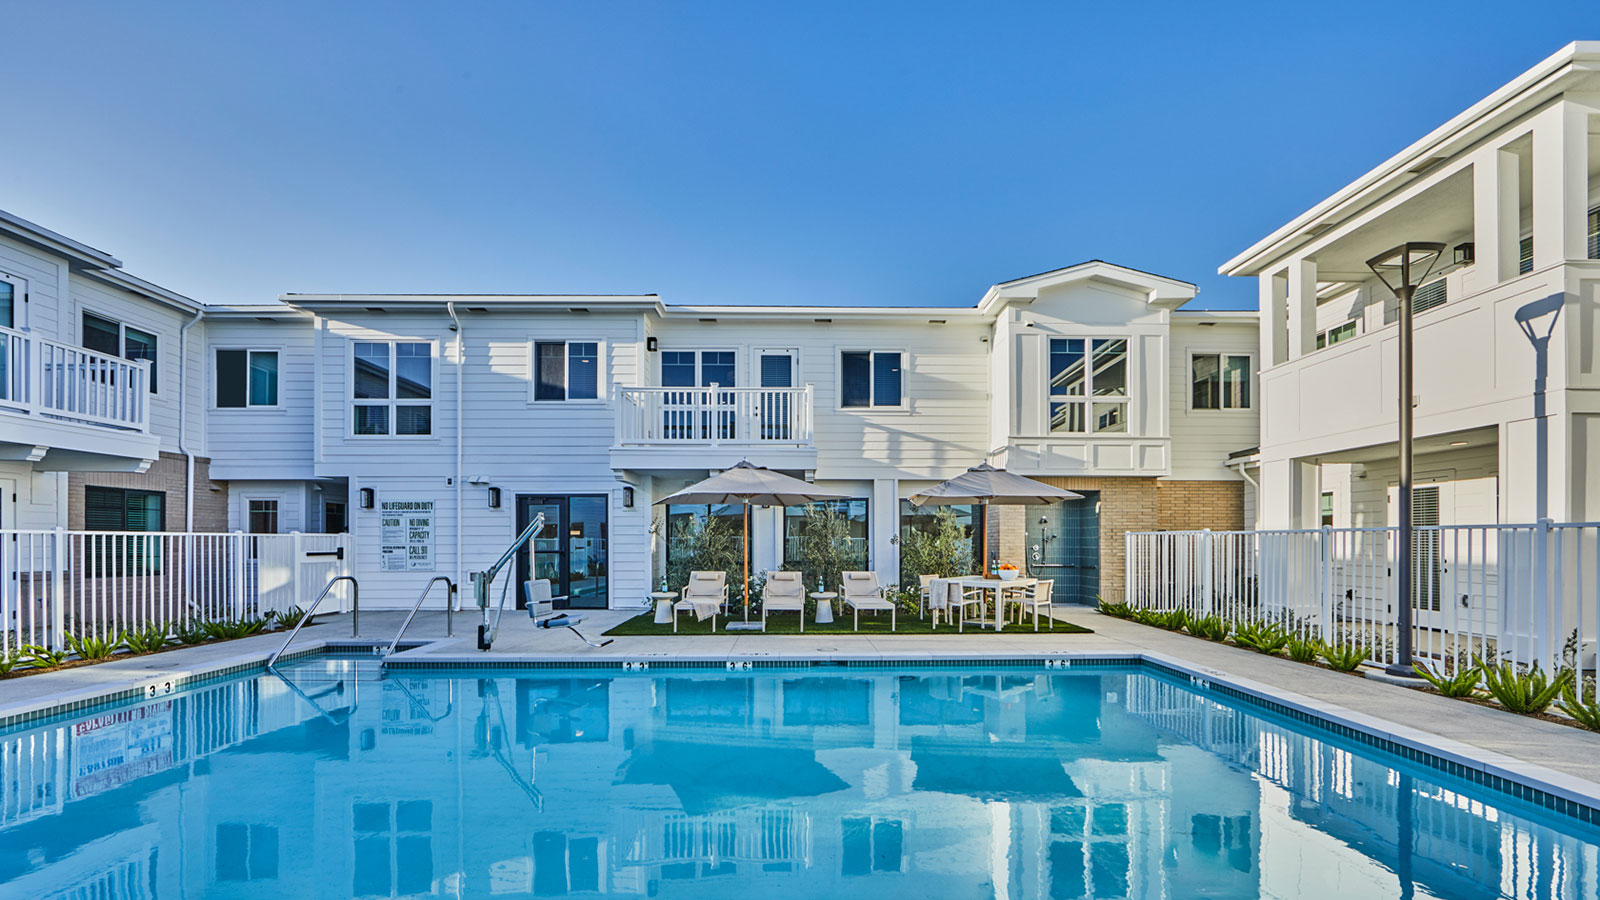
611,385,817,473
0,325,158,469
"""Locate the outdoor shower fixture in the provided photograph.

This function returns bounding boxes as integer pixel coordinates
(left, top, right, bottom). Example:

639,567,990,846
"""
1366,241,1446,678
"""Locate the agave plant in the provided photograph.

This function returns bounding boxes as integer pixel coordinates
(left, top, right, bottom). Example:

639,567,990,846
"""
276,607,309,629
66,632,121,660
1096,600,1133,619
1232,622,1288,655
23,644,69,669
122,622,171,654
1286,635,1319,663
1189,615,1229,642
1413,661,1481,698
1559,683,1600,731
1154,609,1190,633
175,622,211,645
1319,641,1366,673
0,649,20,675
1477,658,1571,715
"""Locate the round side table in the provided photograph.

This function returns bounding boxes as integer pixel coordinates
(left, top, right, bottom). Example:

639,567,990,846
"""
650,592,678,624
810,592,837,625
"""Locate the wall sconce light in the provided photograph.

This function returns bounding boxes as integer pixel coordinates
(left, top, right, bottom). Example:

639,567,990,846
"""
647,337,658,352
623,486,635,508
487,486,501,509
359,488,375,509
1453,242,1475,267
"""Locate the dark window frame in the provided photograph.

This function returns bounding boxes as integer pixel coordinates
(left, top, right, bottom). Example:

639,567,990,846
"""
82,310,159,393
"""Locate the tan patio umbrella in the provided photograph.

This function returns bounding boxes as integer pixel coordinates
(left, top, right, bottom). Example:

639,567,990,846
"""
657,461,851,629
909,463,1083,574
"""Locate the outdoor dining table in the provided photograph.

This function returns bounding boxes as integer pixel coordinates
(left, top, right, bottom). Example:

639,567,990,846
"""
953,577,1037,632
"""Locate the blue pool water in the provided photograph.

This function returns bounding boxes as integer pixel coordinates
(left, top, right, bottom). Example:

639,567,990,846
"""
3,659,1598,899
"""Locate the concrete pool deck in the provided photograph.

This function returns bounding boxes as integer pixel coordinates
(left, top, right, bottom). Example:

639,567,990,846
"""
5,606,1600,812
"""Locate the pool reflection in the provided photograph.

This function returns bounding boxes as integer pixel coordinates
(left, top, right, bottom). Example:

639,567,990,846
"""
2,663,1597,899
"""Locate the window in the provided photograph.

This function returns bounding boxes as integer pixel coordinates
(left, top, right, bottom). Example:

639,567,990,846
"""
1316,321,1357,349
85,486,165,532
1320,492,1334,528
216,350,278,407
83,311,158,392
1519,234,1534,274
248,499,280,534
352,341,433,436
840,351,903,409
783,499,869,579
842,817,903,875
84,486,164,575
1191,352,1250,411
1051,338,1128,432
0,272,19,329
533,341,600,401
1412,278,1447,314
216,823,279,881
324,501,347,534
898,501,982,585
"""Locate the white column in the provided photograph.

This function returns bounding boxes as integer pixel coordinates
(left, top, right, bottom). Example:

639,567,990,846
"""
1469,144,1523,288
1259,271,1287,367
872,478,898,584
1286,258,1317,359
1531,100,1594,268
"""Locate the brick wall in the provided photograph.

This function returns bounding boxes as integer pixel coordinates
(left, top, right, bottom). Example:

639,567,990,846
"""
69,452,230,532
984,476,1243,602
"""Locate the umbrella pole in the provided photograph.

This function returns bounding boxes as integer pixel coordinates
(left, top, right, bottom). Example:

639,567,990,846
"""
981,500,989,576
743,501,751,622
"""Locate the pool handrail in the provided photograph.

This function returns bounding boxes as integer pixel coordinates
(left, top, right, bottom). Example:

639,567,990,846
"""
267,575,359,669
383,576,456,658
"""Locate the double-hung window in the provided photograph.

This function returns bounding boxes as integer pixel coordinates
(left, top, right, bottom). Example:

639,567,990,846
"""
533,341,600,401
840,350,903,409
353,341,433,436
216,349,279,407
83,311,159,392
1049,338,1127,433
1192,353,1251,410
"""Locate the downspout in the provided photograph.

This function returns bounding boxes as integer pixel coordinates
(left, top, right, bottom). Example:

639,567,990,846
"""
447,303,464,611
179,307,205,531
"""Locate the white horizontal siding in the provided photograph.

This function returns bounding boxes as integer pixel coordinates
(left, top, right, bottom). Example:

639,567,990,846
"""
0,462,64,530
1168,320,1259,481
0,233,65,339
68,276,198,453
207,318,316,480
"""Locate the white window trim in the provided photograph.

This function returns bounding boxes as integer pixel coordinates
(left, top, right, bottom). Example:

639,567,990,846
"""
1187,350,1255,413
1047,336,1132,433
80,306,163,397
752,347,800,389
211,346,286,410
347,338,440,440
835,347,909,412
527,337,609,404
243,495,283,534
0,270,26,331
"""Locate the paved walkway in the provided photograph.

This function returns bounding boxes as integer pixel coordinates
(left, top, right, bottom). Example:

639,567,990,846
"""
5,605,1600,793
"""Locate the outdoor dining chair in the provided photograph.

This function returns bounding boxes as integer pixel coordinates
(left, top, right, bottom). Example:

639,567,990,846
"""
674,571,728,633
1010,578,1055,631
917,574,939,618
762,570,807,632
946,580,988,632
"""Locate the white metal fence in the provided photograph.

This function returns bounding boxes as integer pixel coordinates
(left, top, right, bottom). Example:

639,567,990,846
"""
1,529,350,652
1125,521,1600,677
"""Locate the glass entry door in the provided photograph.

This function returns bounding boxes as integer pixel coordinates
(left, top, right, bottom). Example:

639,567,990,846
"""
516,495,608,609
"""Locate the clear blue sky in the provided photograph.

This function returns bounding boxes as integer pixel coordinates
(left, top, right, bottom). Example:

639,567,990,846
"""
3,2,1594,310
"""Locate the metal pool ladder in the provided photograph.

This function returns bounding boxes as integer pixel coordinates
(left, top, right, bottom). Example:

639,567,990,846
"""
383,576,456,657
267,575,359,669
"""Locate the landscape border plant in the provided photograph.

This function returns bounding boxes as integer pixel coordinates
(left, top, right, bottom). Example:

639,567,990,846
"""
1477,658,1571,716
1414,661,1481,698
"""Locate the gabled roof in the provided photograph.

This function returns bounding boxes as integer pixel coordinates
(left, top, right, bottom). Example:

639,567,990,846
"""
976,259,1198,312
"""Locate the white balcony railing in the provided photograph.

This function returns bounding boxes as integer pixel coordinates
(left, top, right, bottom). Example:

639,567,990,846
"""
616,385,813,447
0,325,150,432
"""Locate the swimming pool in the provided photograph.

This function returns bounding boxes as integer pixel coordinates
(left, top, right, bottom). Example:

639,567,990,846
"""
3,658,1597,899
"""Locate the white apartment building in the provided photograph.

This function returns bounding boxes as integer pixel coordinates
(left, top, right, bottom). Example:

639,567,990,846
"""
1223,41,1600,536
0,204,1260,612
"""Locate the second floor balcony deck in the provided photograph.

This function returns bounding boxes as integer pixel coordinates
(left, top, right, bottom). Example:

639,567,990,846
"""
0,325,158,468
611,385,817,473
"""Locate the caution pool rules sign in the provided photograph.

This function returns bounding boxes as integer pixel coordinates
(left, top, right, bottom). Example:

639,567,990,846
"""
380,498,435,571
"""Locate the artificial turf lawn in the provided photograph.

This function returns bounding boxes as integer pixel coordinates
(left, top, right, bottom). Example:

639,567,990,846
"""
602,610,1092,636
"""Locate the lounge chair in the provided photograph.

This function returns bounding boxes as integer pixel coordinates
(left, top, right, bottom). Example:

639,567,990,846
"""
1009,579,1055,631
674,571,728,633
762,571,807,632
840,571,896,632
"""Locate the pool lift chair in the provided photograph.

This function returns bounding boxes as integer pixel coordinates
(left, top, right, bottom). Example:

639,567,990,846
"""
476,512,613,651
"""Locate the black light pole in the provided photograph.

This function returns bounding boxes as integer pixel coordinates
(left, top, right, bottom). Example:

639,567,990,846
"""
1366,242,1445,678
